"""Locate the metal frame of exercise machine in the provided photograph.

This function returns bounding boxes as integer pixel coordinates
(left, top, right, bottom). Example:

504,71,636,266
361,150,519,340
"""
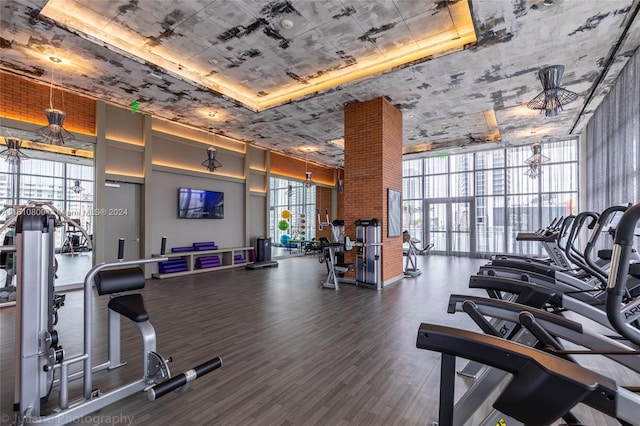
354,218,382,290
416,202,640,426
416,323,640,425
7,202,222,426
317,209,355,290
446,294,640,425
402,230,421,278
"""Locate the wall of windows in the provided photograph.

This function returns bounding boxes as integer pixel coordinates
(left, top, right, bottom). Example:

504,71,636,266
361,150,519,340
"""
1,158,94,247
403,139,578,256
269,177,316,247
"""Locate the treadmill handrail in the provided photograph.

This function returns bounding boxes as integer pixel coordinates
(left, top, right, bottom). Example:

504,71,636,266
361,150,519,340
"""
416,323,620,420
607,202,640,346
564,211,599,275
448,294,583,332
584,205,629,286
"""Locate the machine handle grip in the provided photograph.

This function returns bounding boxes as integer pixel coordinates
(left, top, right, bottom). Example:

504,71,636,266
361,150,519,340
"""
160,236,167,256
117,238,125,261
148,357,222,401
614,202,640,246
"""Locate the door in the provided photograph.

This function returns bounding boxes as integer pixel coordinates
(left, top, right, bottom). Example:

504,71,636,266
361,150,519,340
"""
426,202,448,254
104,182,140,262
425,198,475,255
450,200,472,254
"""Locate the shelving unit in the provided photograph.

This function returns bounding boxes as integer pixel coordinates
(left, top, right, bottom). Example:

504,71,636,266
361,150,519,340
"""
151,246,253,279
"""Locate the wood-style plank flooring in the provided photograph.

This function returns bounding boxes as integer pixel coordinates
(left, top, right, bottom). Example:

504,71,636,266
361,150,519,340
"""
1,255,635,425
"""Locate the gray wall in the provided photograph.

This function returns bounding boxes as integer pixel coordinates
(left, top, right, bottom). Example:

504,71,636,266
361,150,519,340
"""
150,170,246,251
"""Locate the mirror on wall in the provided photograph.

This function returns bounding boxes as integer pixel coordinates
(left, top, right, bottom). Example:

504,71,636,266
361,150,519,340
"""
0,125,95,306
269,177,316,259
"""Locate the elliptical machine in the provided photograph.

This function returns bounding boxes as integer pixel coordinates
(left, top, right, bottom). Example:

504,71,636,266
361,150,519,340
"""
7,202,222,425
402,230,421,278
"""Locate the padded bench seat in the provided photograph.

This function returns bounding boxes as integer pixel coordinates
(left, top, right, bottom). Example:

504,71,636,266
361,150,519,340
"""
108,294,148,323
335,263,355,273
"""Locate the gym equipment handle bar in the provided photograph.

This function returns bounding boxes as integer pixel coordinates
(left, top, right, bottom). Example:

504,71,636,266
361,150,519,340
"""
147,356,223,401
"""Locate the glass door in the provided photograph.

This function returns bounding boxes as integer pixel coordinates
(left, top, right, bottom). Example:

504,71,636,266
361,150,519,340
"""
426,202,447,254
451,200,472,254
425,198,475,255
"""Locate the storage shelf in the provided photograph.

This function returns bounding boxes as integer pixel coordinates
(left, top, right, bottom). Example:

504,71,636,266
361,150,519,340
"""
151,246,253,279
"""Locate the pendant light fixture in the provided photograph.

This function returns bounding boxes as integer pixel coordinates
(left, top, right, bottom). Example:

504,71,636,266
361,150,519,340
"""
336,161,344,193
0,137,29,165
36,57,75,145
527,65,578,117
202,114,222,172
524,142,550,179
304,150,313,188
202,146,223,172
70,179,84,194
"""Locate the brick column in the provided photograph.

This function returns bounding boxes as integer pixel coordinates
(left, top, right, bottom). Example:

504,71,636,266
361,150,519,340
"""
344,97,403,286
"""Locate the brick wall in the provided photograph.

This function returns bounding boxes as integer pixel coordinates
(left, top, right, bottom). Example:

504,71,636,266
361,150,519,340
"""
0,71,96,135
270,151,335,185
381,98,404,282
344,97,403,283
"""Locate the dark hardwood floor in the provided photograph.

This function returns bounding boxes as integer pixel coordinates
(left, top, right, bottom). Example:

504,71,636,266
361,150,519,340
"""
0,255,633,425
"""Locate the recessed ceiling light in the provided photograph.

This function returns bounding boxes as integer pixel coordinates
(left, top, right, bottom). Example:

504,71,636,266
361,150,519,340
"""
543,0,554,5
280,19,293,30
328,138,345,149
49,56,62,63
146,72,164,81
208,58,218,65
208,112,217,118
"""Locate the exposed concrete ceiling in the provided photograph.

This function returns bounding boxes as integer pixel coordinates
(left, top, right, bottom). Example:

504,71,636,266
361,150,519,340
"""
1,0,639,167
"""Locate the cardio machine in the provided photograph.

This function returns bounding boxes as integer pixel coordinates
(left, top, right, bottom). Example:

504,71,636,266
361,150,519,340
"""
416,201,640,426
402,230,422,278
7,202,222,426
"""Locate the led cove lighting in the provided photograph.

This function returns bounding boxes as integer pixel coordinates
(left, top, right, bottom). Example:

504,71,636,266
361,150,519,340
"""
40,0,477,112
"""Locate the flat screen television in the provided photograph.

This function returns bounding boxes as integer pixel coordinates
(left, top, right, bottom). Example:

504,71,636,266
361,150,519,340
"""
178,188,224,219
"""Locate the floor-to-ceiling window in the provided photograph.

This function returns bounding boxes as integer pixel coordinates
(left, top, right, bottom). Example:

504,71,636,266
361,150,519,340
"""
1,147,95,299
403,139,578,257
17,159,94,248
402,159,423,244
269,177,316,255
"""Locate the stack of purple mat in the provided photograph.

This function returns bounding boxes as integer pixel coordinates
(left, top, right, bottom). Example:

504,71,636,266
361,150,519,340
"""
159,258,188,274
195,255,221,269
234,254,246,264
171,246,193,253
193,242,219,251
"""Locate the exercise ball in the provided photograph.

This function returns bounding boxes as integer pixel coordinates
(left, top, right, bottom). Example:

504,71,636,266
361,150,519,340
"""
281,210,291,219
280,234,291,245
278,220,290,231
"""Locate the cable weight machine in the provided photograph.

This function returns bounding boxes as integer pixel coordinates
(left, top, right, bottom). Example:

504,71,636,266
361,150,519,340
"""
355,219,382,290
5,202,223,426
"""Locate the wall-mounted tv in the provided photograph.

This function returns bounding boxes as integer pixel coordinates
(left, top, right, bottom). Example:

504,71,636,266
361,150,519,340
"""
178,188,224,219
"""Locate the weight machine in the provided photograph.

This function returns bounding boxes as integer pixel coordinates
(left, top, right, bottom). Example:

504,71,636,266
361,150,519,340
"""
5,202,222,425
317,209,354,290
354,219,382,290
